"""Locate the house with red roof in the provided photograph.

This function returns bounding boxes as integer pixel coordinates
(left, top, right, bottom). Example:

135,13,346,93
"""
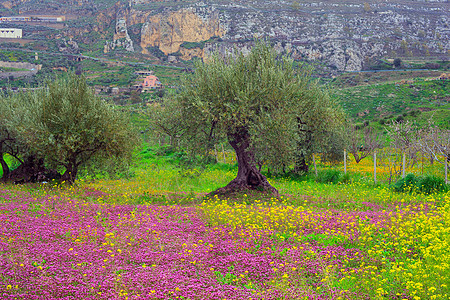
142,75,162,91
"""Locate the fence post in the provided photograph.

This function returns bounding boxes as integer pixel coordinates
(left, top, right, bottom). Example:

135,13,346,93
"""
445,158,448,184
221,144,226,164
402,152,406,178
344,149,347,174
421,152,424,175
214,145,218,162
313,153,318,177
374,150,377,185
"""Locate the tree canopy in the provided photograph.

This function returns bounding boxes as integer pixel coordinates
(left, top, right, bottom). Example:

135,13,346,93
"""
152,41,345,195
0,73,137,183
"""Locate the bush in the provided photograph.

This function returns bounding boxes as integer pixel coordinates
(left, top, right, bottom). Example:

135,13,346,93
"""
417,175,448,194
391,173,448,194
316,169,343,184
391,173,418,193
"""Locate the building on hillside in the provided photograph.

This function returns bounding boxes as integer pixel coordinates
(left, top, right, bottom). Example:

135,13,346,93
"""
32,16,64,22
142,75,162,91
0,28,22,38
135,70,154,76
0,16,31,22
0,16,64,22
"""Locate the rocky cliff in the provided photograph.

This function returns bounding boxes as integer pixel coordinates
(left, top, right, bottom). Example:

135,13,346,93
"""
1,0,448,71
140,7,224,55
123,0,448,71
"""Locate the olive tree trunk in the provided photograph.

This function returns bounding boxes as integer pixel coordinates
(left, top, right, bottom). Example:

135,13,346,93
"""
62,162,79,184
0,154,10,181
211,130,279,196
6,156,60,184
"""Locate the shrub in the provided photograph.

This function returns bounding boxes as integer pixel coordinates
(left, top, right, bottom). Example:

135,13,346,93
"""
417,175,448,194
316,169,342,184
391,174,448,194
391,174,418,193
341,172,352,184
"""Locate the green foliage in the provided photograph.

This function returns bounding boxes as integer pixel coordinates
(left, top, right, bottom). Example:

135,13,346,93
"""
214,269,237,285
391,174,418,193
391,173,448,194
180,41,205,49
147,46,166,59
0,89,31,177
2,73,137,182
416,175,448,194
300,233,349,247
316,169,344,184
151,40,345,173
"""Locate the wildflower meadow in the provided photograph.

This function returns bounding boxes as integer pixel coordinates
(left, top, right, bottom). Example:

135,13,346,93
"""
0,148,449,300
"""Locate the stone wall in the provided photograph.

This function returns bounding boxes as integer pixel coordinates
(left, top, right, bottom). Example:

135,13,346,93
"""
0,61,42,79
0,61,42,71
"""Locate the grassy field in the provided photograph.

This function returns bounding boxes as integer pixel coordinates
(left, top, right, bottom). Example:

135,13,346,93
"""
331,78,449,128
0,146,449,299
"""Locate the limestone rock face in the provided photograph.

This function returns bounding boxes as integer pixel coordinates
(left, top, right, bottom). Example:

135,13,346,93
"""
105,9,134,53
180,47,204,61
23,0,446,71
140,8,225,55
127,9,151,26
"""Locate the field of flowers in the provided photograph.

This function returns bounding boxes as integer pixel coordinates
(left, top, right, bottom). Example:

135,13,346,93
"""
1,156,449,299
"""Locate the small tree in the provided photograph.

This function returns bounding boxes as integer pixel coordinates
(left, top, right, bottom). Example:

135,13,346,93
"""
346,125,382,164
418,121,450,183
393,58,402,68
386,120,421,169
13,73,137,183
152,41,345,195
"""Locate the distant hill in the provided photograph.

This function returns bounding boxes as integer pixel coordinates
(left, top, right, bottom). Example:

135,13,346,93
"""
331,74,449,128
0,0,448,127
0,0,448,73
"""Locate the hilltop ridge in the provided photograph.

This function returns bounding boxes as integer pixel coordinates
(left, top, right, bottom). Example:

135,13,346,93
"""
0,0,448,72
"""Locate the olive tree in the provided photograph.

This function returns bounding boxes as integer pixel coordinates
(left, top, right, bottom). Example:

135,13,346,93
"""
11,73,137,183
0,107,18,179
0,90,32,181
152,41,345,195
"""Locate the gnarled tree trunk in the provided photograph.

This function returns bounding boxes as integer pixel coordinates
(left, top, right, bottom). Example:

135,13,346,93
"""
294,152,309,173
211,129,279,196
61,162,78,185
0,153,10,181
7,156,60,184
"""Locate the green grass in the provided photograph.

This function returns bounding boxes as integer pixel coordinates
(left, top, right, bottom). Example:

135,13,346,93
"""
332,78,449,127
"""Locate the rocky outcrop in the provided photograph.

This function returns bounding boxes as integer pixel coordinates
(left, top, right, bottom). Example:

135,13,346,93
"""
179,47,204,61
134,0,447,70
5,0,447,71
59,38,80,53
140,8,225,55
104,8,134,53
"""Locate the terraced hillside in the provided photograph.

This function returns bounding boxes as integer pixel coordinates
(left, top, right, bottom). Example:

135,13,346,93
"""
0,0,448,72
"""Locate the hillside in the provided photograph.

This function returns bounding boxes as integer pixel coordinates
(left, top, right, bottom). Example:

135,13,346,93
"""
0,0,448,73
331,74,449,128
0,0,448,127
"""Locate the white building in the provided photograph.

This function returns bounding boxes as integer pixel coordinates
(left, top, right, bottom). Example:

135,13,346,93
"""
0,28,22,38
